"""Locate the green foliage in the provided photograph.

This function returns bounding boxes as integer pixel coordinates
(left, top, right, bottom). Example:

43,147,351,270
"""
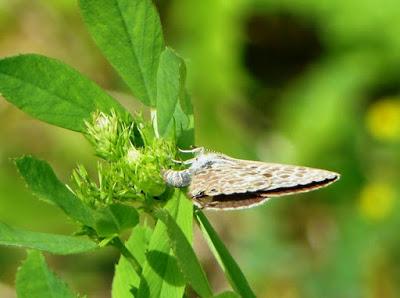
73,113,176,204
14,156,140,240
137,191,192,298
79,0,164,107
112,225,151,298
85,110,134,161
2,0,400,296
94,204,139,238
0,0,256,297
155,205,213,298
16,250,78,298
0,54,127,132
156,48,188,140
15,156,95,227
195,210,256,298
0,222,96,255
157,48,195,148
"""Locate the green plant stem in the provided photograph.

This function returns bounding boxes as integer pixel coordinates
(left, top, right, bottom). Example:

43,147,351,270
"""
195,208,256,298
111,237,143,277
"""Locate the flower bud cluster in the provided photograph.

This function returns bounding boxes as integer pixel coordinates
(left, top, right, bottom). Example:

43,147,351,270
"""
72,110,176,208
85,110,132,161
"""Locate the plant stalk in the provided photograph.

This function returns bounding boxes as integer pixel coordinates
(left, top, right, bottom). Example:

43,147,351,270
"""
111,237,143,277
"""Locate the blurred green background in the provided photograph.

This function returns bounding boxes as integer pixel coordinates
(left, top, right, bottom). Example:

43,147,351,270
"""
1,0,400,297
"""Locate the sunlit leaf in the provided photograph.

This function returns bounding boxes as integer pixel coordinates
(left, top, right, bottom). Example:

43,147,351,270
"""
156,48,194,147
15,156,95,227
94,203,139,237
155,204,213,298
0,54,127,132
195,210,256,298
138,191,192,298
80,0,164,106
0,221,96,255
112,225,152,298
16,250,78,298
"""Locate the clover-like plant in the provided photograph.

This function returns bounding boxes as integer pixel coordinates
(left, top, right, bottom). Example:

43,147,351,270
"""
0,1,256,297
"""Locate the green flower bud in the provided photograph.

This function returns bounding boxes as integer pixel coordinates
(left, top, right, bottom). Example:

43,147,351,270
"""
73,110,177,210
85,110,132,161
126,146,140,165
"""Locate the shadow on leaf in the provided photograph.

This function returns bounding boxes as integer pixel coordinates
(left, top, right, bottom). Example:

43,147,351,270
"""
146,250,185,286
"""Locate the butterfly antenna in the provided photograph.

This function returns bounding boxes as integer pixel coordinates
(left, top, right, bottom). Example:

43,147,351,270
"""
172,158,195,165
171,158,184,164
178,146,204,155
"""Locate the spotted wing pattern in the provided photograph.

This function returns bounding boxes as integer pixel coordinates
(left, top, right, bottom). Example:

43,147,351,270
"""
189,157,339,210
189,161,272,197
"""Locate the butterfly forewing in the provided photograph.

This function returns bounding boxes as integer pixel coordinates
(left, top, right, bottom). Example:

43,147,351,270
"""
189,156,339,209
189,160,272,198
248,161,339,195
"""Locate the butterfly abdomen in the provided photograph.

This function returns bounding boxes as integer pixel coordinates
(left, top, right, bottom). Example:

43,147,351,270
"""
163,169,192,188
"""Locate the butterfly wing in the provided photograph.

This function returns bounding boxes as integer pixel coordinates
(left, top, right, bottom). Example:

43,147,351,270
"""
189,160,272,198
189,158,339,210
251,161,339,196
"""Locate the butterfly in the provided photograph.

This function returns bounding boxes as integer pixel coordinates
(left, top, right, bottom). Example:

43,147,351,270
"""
162,147,340,210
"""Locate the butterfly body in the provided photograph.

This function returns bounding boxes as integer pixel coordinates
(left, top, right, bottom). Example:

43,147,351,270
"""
163,149,340,210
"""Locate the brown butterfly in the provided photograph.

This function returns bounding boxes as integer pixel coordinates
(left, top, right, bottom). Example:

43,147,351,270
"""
163,147,340,210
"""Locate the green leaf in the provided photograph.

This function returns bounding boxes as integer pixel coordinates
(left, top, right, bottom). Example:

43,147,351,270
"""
175,92,195,148
195,210,256,298
79,0,164,107
94,203,139,237
156,48,186,136
16,250,77,298
156,48,194,147
213,292,241,298
112,225,151,298
15,156,95,227
138,191,193,298
0,54,127,132
155,206,213,298
0,222,97,255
